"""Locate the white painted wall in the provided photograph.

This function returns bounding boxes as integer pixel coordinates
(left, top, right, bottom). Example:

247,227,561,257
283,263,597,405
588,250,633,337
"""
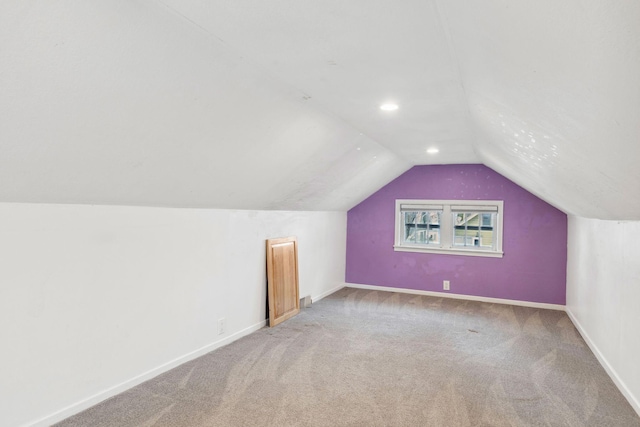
566,215,640,415
0,203,346,427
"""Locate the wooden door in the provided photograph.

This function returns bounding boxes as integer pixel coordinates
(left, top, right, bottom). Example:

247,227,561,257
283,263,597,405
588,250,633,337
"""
266,236,300,327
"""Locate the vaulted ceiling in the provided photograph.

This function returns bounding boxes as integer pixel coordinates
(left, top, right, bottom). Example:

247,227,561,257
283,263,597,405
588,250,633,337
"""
2,1,639,218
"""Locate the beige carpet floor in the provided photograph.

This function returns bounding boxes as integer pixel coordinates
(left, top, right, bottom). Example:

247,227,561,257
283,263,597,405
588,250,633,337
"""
55,288,640,426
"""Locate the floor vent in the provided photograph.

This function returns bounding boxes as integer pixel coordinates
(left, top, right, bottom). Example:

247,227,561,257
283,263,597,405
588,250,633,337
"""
300,295,312,308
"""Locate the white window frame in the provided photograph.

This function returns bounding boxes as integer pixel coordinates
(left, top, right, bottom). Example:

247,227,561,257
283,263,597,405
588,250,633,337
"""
394,199,504,258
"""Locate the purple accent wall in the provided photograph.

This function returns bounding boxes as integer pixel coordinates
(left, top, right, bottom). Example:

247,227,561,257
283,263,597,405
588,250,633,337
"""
346,164,567,305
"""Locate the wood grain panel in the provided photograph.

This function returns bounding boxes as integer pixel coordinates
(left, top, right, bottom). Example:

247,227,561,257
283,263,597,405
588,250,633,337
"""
266,236,300,327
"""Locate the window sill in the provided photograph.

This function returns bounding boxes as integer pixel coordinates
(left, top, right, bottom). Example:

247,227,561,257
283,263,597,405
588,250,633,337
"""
393,245,504,258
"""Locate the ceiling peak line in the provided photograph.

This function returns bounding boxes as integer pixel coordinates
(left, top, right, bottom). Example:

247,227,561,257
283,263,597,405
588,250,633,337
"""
433,0,478,156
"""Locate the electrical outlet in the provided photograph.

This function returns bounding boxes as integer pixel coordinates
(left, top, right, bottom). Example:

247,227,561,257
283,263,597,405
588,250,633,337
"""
217,318,226,335
443,280,450,291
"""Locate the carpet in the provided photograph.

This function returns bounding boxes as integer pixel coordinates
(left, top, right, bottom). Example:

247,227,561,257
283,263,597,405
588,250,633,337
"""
55,288,640,426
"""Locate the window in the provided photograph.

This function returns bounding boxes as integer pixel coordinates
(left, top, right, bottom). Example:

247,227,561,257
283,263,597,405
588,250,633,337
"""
394,200,504,258
401,208,441,246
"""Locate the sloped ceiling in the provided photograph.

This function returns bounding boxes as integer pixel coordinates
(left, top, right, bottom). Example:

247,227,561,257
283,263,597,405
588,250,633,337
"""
1,1,639,218
440,1,640,220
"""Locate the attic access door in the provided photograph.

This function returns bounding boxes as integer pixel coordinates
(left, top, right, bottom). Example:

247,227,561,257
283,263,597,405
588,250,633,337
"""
266,236,300,327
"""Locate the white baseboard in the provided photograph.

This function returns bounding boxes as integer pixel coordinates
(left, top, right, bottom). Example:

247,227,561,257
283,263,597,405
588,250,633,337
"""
565,308,640,417
22,286,639,425
346,283,639,417
26,319,267,427
311,283,345,303
345,283,565,311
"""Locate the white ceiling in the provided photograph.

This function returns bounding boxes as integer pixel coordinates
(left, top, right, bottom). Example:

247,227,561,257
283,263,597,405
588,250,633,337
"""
441,1,640,220
1,0,639,218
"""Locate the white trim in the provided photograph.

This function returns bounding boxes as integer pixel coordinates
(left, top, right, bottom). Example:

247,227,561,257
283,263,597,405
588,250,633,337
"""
566,308,640,417
393,245,504,258
25,284,346,427
311,283,345,303
23,285,639,425
400,203,444,211
396,199,504,208
451,204,498,212
344,284,639,417
344,283,565,311
395,199,504,258
24,319,268,427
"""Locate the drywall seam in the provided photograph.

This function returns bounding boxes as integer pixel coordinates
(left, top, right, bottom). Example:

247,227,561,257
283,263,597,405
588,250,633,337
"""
23,319,267,427
566,308,640,417
345,283,565,311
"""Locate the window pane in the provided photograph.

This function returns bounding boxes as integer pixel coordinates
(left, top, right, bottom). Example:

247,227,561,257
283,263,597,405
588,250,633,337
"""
479,230,493,248
480,213,496,250
481,213,492,227
428,211,440,244
453,232,466,246
429,212,440,225
403,210,441,245
452,212,496,249
403,211,417,243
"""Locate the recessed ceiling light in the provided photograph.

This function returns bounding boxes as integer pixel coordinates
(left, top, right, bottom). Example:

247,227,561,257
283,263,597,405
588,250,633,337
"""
427,148,439,154
380,103,399,111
